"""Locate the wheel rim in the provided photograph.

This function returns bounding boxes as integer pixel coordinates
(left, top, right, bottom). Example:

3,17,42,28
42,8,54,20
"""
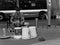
0,15,3,20
39,11,47,19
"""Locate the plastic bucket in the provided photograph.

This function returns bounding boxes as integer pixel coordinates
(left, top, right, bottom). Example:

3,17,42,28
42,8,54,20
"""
29,26,37,38
22,26,30,40
14,27,22,35
14,27,21,29
12,35,22,40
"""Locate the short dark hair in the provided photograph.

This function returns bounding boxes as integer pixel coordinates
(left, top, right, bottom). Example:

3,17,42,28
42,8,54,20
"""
15,7,20,11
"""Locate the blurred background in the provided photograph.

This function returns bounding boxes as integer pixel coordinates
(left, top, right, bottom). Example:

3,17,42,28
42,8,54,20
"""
0,0,60,45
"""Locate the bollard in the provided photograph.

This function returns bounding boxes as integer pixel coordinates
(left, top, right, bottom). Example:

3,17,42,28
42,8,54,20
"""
35,18,38,28
35,18,39,37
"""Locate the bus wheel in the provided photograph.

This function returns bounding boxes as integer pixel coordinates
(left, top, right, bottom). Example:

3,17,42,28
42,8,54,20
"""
0,13,5,21
39,11,47,20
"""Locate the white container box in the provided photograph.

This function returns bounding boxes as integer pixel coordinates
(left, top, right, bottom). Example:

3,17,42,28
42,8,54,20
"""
29,26,37,38
22,26,30,40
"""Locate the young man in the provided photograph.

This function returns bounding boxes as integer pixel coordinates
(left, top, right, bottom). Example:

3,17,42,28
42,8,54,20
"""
10,9,25,27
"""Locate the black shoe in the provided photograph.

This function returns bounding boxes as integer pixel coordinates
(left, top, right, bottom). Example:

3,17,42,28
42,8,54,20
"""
38,37,45,41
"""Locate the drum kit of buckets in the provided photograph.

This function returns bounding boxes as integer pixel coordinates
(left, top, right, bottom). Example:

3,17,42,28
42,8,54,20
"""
0,24,38,40
12,26,37,40
7,23,37,40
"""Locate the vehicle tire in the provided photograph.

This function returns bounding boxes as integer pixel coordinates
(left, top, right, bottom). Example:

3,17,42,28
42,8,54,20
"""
0,13,5,21
39,11,47,20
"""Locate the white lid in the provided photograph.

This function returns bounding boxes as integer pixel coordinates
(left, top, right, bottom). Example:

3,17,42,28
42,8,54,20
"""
14,27,21,29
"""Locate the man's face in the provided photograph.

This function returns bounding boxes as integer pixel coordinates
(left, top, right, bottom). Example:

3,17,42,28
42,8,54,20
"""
15,20,20,26
16,20,20,23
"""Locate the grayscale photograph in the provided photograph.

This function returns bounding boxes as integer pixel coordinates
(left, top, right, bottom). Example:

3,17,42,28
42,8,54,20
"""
0,0,60,45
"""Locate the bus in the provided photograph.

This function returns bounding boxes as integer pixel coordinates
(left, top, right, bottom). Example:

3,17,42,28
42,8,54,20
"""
0,0,47,21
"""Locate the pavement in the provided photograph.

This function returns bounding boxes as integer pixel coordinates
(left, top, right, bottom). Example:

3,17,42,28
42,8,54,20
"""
0,20,60,45
31,38,60,45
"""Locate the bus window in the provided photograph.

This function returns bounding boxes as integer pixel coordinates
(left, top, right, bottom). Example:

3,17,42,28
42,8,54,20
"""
0,1,16,10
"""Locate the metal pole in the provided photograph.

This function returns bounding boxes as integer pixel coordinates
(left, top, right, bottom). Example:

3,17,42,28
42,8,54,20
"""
47,0,51,26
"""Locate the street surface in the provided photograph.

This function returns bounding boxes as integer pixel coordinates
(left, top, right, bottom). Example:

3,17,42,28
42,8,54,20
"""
0,19,60,45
